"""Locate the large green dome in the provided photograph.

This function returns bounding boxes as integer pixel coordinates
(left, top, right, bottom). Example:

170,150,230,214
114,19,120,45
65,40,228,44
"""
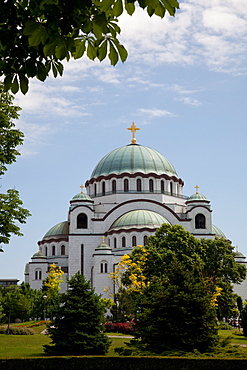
109,210,170,232
90,144,177,179
43,221,68,239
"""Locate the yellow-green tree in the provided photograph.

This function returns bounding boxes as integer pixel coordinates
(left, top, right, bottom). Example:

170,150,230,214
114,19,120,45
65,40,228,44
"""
42,263,64,319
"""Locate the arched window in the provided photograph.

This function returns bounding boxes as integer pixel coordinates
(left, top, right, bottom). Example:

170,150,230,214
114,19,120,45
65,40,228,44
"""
112,180,116,194
161,180,165,193
52,245,55,256
122,236,126,248
102,181,105,195
137,179,142,192
100,262,108,274
45,246,47,256
114,238,117,249
132,236,137,247
77,213,88,229
94,184,97,196
124,179,129,192
61,245,65,255
149,179,154,192
35,269,42,280
170,182,173,195
143,235,148,246
195,213,206,229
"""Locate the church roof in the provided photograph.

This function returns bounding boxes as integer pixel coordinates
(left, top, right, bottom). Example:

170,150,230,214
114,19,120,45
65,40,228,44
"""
109,209,170,232
31,251,46,259
187,192,208,201
71,192,92,202
43,221,68,238
90,144,178,179
212,225,226,238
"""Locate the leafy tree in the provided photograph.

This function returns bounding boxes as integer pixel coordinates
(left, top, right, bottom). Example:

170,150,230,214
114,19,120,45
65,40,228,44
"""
117,224,246,353
0,0,179,94
42,263,64,320
1,287,32,331
44,272,111,356
0,83,31,251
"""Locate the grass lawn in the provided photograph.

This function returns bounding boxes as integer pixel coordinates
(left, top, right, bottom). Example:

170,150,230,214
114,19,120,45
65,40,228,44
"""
0,322,247,359
0,322,132,359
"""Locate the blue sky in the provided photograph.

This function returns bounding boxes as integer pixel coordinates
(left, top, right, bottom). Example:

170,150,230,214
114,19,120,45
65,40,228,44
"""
1,0,247,281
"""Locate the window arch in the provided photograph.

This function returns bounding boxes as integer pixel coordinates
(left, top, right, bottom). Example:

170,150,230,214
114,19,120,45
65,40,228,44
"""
143,235,148,246
100,261,108,274
122,236,126,248
61,245,65,255
195,213,206,229
124,179,129,192
161,180,165,193
137,179,142,192
102,181,105,195
35,269,42,280
52,245,55,256
132,236,137,247
112,180,116,193
149,179,154,192
77,213,88,229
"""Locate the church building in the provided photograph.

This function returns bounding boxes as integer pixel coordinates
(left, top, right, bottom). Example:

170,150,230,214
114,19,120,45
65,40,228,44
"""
24,123,246,298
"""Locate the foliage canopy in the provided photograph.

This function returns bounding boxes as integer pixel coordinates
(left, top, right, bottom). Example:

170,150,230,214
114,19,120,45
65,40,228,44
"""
115,224,246,353
0,84,31,250
0,0,179,94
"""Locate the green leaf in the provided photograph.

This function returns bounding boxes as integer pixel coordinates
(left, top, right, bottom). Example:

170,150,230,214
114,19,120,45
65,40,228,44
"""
56,62,64,76
28,24,48,47
147,5,154,17
93,22,103,40
25,58,37,77
73,40,86,59
99,0,114,12
160,0,176,16
108,41,118,65
3,75,13,92
112,0,123,17
11,76,19,94
125,1,135,15
36,62,48,81
43,39,58,57
112,39,128,62
19,75,29,95
154,2,166,18
87,41,97,60
55,40,68,60
52,63,58,77
97,40,107,61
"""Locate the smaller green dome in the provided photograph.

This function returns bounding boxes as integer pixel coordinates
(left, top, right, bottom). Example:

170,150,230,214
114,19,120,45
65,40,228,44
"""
32,250,46,259
71,192,92,202
43,221,68,238
212,225,226,238
95,239,112,254
235,251,245,258
109,210,170,232
188,193,208,201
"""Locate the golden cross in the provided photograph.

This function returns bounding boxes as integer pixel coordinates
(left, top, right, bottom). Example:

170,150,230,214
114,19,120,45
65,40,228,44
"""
127,122,140,144
195,185,199,194
80,185,84,193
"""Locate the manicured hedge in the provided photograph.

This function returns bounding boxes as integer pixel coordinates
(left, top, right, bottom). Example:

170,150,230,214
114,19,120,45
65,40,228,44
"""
0,356,247,370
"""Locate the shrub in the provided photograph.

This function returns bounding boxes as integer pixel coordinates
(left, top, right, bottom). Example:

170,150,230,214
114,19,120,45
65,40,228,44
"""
104,322,134,334
0,326,34,335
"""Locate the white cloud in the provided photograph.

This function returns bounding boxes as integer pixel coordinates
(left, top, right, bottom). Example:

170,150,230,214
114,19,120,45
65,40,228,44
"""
177,96,201,106
137,108,173,118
